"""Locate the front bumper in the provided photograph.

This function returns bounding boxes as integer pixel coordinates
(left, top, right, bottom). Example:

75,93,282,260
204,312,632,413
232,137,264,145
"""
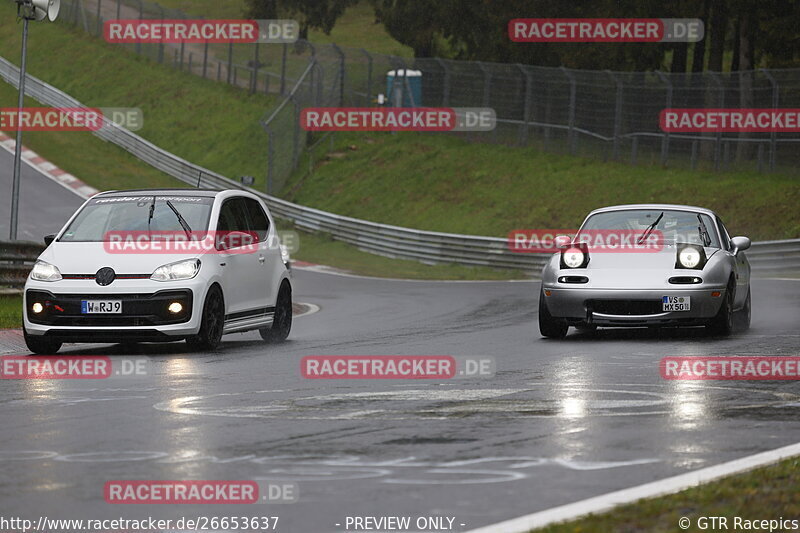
542,286,727,327
24,278,207,342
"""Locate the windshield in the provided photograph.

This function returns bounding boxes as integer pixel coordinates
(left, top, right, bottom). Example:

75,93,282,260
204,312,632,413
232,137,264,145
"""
59,195,214,242
580,209,720,248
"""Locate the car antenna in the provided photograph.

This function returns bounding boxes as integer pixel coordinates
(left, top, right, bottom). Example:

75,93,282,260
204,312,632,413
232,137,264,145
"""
196,170,202,188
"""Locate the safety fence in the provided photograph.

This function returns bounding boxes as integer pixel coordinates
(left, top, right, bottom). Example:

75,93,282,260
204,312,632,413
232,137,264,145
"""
1,56,799,280
47,0,800,195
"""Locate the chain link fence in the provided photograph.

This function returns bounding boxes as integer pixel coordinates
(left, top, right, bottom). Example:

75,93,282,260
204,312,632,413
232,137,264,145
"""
53,0,800,196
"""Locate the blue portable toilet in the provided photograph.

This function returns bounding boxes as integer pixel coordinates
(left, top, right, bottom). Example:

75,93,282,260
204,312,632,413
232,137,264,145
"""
385,69,422,107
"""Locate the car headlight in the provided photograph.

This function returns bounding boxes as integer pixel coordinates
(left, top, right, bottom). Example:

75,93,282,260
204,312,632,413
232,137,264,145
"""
30,260,62,282
676,245,706,270
151,259,201,281
562,247,586,269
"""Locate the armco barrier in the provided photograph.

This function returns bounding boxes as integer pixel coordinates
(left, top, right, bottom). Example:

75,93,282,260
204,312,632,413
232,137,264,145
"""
1,237,798,290
0,57,798,278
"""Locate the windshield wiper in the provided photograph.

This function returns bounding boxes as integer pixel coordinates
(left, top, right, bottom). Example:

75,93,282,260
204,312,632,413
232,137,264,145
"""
147,196,156,236
697,214,711,246
166,200,193,238
637,211,664,245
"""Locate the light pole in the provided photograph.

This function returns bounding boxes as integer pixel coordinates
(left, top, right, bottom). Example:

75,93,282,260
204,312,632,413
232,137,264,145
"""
8,0,60,241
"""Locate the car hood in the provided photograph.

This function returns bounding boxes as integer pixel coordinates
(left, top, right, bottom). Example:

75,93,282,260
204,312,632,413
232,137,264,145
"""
569,244,720,287
38,242,202,275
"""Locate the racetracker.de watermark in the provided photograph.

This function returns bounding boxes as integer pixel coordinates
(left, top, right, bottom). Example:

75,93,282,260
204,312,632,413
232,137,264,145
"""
300,107,496,132
660,108,800,132
0,356,148,379
100,230,300,255
508,229,666,253
104,480,298,504
301,356,495,379
104,19,299,43
509,18,703,43
661,357,800,380
0,107,143,132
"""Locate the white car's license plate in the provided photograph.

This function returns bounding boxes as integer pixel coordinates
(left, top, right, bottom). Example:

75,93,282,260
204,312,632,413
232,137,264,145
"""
81,300,122,314
662,296,691,312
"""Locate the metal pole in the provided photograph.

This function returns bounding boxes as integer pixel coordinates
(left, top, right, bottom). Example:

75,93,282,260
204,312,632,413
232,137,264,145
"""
561,67,577,155
655,71,672,166
10,17,29,241
606,70,623,160
516,64,532,146
280,43,287,95
361,49,372,106
760,69,779,172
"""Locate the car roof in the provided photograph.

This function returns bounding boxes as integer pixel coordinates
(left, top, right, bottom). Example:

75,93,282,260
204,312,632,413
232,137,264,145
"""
95,188,223,198
587,204,717,217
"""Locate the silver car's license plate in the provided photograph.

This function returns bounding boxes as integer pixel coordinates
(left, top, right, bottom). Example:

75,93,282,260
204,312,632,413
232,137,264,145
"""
81,300,122,314
662,296,691,311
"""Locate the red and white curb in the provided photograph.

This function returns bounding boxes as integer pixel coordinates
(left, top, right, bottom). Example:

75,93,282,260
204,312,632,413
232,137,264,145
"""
0,131,99,199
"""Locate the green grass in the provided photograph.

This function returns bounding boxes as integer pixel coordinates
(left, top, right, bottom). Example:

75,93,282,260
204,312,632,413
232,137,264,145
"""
152,0,412,57
284,132,800,241
536,456,800,532
0,296,22,329
0,6,277,190
0,82,183,191
291,230,525,280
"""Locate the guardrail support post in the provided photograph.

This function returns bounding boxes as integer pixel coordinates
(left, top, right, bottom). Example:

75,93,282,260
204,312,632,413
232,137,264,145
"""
95,0,102,36
226,42,234,85
707,72,724,171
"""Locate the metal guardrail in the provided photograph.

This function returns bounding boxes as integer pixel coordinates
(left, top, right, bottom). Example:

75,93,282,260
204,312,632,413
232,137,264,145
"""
0,57,798,283
2,238,798,290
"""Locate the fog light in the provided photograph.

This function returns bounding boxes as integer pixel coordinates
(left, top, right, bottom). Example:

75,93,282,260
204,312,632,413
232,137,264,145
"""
711,291,721,297
168,302,183,314
32,302,44,314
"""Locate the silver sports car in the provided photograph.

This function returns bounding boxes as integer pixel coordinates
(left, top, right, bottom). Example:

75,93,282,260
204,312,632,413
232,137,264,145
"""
539,204,751,338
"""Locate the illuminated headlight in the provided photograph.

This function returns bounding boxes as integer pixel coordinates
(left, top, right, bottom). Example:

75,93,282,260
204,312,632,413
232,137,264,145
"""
562,248,585,269
280,244,290,265
151,259,200,281
30,261,62,282
678,247,702,268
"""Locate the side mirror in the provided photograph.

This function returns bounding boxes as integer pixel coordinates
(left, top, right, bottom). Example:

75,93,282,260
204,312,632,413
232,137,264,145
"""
44,234,56,246
554,235,572,249
215,231,256,251
731,236,751,254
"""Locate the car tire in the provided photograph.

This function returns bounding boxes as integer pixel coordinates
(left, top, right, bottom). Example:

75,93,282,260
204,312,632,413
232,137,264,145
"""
23,326,62,355
538,289,568,339
186,285,225,351
260,282,292,343
735,287,751,332
706,283,734,336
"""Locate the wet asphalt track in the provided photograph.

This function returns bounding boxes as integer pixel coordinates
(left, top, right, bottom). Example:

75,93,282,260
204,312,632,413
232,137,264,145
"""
1,268,799,532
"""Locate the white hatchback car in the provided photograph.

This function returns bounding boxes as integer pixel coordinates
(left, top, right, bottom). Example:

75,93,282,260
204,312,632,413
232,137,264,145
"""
23,189,292,354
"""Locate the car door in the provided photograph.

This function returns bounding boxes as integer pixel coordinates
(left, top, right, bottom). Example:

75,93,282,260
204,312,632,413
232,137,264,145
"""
243,197,277,310
216,197,263,316
718,216,750,307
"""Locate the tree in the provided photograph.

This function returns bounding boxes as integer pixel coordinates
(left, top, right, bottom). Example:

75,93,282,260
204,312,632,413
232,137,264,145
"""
245,0,357,39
